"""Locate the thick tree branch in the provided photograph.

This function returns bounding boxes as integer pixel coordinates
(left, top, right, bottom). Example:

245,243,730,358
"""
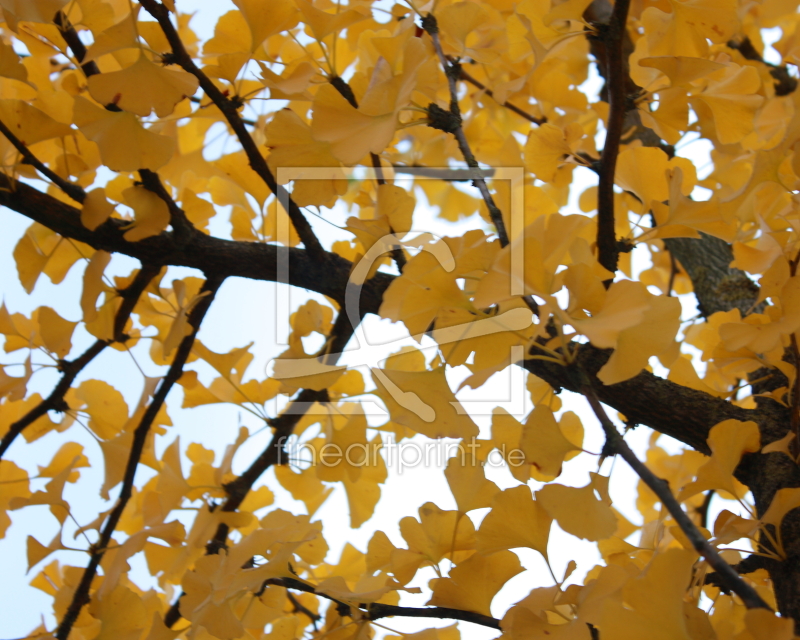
0,173,393,316
580,376,772,611
595,0,631,277
138,0,326,262
55,274,224,640
422,14,509,248
0,264,160,461
524,342,757,456
663,234,760,318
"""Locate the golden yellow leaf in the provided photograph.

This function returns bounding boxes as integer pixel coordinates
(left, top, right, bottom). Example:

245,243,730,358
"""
372,367,479,440
311,38,427,163
80,188,116,231
0,99,71,146
87,53,198,117
682,419,760,500
120,185,171,242
444,454,500,513
536,480,617,541
520,405,581,480
428,550,523,616
477,485,552,559
400,502,476,565
73,96,176,171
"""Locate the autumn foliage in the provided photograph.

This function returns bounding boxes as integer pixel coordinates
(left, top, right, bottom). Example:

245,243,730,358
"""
4,0,800,638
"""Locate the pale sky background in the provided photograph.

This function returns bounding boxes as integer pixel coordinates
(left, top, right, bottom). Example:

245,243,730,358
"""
0,2,781,638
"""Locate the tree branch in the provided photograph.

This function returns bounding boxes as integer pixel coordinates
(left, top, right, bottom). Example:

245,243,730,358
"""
164,310,357,628
422,14,509,248
579,375,772,611
594,0,632,277
0,173,393,316
138,0,326,262
0,118,86,204
457,64,545,125
260,577,502,631
55,274,224,640
0,264,160,461
54,11,100,78
663,234,760,318
138,169,194,246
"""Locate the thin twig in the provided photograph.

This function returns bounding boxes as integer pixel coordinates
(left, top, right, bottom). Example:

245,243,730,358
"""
666,251,678,297
697,490,714,530
422,14,509,248
54,11,101,78
595,0,632,279
580,374,772,611
261,578,502,630
54,274,224,640
0,118,86,204
457,65,545,125
0,264,160,461
139,0,326,262
163,314,357,628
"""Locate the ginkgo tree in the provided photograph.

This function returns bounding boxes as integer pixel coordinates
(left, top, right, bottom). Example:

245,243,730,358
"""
3,0,800,638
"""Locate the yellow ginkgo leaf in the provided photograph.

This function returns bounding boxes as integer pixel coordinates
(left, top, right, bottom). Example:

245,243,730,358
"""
342,436,387,528
682,419,760,500
0,460,30,537
400,502,476,565
569,280,652,349
233,0,298,52
695,64,764,145
311,38,427,163
37,306,76,358
428,550,523,616
524,123,581,183
83,8,139,63
638,56,726,87
444,455,500,513
0,0,69,25
520,405,581,480
615,147,697,208
80,188,116,231
0,40,27,83
598,549,698,640
0,99,72,146
73,96,176,171
736,608,796,640
372,367,480,440
760,487,800,529
597,293,681,385
477,485,552,559
376,184,415,237
536,480,617,541
296,0,368,41
121,185,171,242
265,108,347,208
87,53,199,117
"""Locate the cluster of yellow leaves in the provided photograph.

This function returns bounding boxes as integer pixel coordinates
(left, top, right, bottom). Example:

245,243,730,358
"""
5,0,800,639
